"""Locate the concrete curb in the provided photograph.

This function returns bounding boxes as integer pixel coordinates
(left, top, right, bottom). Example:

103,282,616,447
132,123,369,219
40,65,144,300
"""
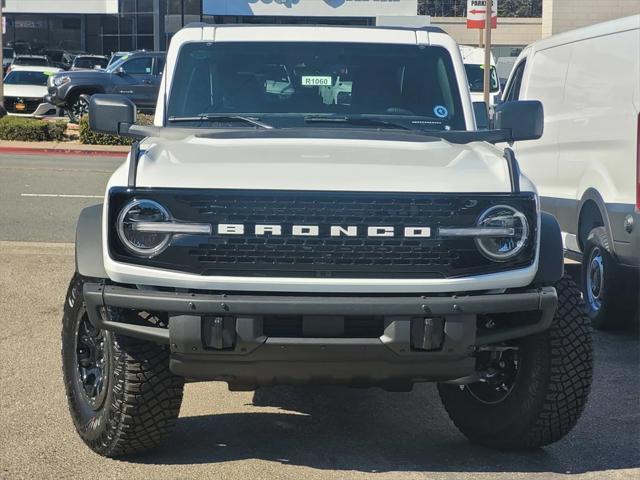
0,145,128,158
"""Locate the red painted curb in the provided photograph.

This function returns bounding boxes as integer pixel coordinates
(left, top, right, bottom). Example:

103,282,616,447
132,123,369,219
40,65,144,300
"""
0,146,128,157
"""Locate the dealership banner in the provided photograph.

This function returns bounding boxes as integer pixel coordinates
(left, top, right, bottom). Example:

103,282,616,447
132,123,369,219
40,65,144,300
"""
203,0,418,17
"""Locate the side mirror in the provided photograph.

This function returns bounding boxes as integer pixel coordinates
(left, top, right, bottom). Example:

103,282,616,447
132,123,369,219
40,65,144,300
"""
472,101,490,130
89,94,136,136
114,66,125,75
494,100,544,142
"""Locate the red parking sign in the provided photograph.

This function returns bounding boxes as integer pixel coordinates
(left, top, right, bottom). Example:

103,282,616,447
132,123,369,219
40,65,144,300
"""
467,0,498,29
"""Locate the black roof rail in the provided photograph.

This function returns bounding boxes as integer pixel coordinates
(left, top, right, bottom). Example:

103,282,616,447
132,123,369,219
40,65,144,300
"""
181,22,445,34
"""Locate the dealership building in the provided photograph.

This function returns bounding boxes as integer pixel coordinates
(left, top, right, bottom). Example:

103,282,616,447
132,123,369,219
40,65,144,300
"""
2,0,639,57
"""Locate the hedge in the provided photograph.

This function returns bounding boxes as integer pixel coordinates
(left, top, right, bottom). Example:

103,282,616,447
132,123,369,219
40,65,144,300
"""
0,116,67,142
79,113,154,146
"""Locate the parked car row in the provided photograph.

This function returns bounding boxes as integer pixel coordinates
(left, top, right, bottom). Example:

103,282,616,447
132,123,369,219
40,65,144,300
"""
1,50,162,121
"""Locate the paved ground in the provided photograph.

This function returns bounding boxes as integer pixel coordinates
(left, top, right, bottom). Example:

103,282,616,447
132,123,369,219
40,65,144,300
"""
0,153,638,479
0,154,121,242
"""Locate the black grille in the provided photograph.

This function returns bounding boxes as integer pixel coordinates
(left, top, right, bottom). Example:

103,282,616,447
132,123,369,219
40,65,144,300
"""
108,188,537,279
3,97,42,114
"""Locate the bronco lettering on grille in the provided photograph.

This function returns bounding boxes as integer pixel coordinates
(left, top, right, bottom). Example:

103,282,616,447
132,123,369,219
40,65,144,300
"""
216,224,432,238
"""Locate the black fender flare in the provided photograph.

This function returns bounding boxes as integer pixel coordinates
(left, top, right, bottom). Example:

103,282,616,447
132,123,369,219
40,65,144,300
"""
75,204,107,279
577,188,614,252
66,85,105,103
532,212,564,285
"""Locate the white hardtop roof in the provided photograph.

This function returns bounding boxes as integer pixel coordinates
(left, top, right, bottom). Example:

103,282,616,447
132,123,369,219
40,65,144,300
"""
183,23,451,46
7,65,62,73
532,14,639,52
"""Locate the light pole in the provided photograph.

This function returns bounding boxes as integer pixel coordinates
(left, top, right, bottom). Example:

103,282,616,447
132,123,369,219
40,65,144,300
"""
483,0,493,108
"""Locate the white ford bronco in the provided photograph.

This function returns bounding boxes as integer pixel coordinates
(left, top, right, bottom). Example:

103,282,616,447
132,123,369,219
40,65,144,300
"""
62,23,593,457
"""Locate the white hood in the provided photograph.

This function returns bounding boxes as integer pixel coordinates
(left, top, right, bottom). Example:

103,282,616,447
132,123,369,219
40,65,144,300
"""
4,84,47,98
126,135,513,193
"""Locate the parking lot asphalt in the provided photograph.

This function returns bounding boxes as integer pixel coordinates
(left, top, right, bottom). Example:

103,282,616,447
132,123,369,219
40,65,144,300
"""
0,153,638,479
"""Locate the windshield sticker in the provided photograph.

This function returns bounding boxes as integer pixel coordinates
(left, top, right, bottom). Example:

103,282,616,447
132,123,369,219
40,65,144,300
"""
43,71,55,76
433,105,449,118
301,76,332,86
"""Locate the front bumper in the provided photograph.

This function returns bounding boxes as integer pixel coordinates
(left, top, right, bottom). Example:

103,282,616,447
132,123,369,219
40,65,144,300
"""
44,90,67,108
6,101,59,118
83,283,557,389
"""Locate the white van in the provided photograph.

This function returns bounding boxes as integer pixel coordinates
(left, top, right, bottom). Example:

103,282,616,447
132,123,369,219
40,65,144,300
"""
502,15,640,329
459,45,501,106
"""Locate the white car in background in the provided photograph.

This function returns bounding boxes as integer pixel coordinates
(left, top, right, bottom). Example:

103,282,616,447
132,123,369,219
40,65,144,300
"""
459,45,501,106
3,66,63,117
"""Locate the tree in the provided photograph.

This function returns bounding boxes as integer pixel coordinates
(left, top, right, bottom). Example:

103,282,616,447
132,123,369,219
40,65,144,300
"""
418,0,542,18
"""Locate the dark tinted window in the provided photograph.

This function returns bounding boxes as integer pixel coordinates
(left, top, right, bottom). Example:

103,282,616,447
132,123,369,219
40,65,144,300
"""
168,42,465,131
74,57,108,69
4,71,51,86
14,57,48,66
122,57,153,75
504,60,526,102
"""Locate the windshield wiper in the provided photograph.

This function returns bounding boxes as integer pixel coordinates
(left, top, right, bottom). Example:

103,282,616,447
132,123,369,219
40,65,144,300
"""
167,114,274,129
304,115,413,131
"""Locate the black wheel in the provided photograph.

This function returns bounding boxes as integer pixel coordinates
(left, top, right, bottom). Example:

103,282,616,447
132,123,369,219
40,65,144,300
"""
61,274,184,457
438,275,593,450
581,226,628,329
66,94,90,123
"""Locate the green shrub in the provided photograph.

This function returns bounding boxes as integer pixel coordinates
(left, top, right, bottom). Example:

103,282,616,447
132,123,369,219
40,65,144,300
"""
0,116,67,142
46,120,68,141
79,113,154,145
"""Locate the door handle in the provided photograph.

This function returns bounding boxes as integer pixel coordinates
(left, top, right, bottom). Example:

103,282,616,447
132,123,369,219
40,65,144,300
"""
142,79,152,84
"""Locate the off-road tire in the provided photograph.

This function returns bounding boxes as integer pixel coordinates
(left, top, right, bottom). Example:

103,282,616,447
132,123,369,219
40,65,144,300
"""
437,275,593,450
66,93,90,123
61,274,184,457
581,226,629,330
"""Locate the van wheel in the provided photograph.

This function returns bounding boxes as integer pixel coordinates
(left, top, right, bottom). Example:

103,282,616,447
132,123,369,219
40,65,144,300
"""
67,94,90,123
581,227,626,329
438,275,593,450
61,274,184,457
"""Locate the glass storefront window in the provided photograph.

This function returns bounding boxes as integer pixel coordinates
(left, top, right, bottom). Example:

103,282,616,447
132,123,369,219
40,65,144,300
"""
168,0,182,15
137,0,155,13
137,14,154,35
102,15,119,35
120,15,135,35
137,36,155,51
184,0,201,15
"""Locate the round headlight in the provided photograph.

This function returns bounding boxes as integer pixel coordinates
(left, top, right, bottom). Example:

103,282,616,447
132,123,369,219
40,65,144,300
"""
475,205,529,261
117,199,172,257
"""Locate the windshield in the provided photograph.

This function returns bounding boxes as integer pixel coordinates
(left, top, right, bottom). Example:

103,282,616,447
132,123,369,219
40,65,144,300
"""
167,42,466,131
4,70,52,86
45,50,64,62
3,48,14,58
464,64,499,93
74,57,108,69
106,54,129,72
14,57,48,66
